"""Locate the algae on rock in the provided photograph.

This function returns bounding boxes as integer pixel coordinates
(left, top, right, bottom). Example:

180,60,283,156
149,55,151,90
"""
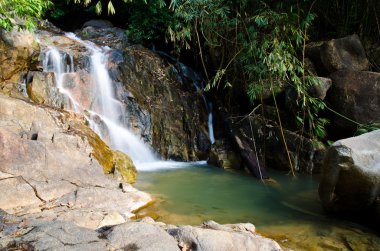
68,119,137,183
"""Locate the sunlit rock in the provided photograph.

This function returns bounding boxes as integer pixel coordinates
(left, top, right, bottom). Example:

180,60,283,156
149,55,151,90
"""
319,130,380,229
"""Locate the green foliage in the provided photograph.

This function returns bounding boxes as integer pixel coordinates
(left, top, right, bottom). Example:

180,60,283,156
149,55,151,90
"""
72,0,117,15
168,0,230,50
168,1,328,139
242,7,329,139
355,123,380,136
70,0,169,43
0,0,52,30
126,0,172,43
71,0,165,15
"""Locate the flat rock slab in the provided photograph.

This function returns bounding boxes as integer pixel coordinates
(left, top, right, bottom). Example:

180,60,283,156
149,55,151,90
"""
168,221,282,251
104,222,180,251
0,94,151,227
0,211,282,251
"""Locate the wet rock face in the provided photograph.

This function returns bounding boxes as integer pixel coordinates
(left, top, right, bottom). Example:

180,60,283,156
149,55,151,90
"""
328,70,380,136
319,130,380,229
208,139,243,170
26,71,65,108
35,25,210,161
119,46,211,161
76,26,128,50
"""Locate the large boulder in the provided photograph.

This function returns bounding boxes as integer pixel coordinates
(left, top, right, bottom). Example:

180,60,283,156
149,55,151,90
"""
77,26,128,50
26,71,65,108
232,114,326,174
328,70,380,137
0,29,39,83
0,94,149,228
306,35,369,75
321,34,369,73
83,19,114,29
285,77,332,115
105,222,180,251
208,139,243,170
167,220,282,251
318,130,380,228
0,29,40,98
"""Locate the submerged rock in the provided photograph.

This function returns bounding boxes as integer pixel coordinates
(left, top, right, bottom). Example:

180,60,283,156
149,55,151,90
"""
319,130,380,229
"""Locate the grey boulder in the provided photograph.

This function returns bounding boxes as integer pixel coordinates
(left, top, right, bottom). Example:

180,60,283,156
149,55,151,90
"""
319,130,380,228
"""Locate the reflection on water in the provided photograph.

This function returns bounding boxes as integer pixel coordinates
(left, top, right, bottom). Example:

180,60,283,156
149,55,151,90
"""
135,164,380,250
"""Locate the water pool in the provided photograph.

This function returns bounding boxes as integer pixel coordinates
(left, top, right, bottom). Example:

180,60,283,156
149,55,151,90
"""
135,164,380,250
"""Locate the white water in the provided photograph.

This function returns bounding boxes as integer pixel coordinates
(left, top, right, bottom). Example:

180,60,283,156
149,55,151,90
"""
42,33,173,169
43,48,79,111
177,62,216,145
207,102,215,144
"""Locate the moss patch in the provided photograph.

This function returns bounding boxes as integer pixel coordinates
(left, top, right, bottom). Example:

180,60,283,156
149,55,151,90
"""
68,119,137,183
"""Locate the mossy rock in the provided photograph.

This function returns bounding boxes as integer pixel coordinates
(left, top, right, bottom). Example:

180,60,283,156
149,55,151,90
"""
68,119,137,183
112,150,137,184
27,82,45,104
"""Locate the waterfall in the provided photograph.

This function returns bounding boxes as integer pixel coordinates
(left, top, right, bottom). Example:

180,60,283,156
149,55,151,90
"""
42,33,157,168
41,32,207,171
207,102,215,144
177,62,216,145
43,48,79,112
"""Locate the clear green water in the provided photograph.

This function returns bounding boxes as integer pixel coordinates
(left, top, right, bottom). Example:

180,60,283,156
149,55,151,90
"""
135,164,380,250
136,164,320,225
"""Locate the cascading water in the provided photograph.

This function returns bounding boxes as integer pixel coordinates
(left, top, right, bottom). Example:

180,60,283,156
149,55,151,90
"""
42,33,161,169
207,102,215,144
43,48,79,112
41,33,206,171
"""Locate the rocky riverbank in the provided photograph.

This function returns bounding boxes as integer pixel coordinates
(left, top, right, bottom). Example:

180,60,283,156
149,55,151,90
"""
0,91,281,250
0,210,281,251
0,22,283,250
